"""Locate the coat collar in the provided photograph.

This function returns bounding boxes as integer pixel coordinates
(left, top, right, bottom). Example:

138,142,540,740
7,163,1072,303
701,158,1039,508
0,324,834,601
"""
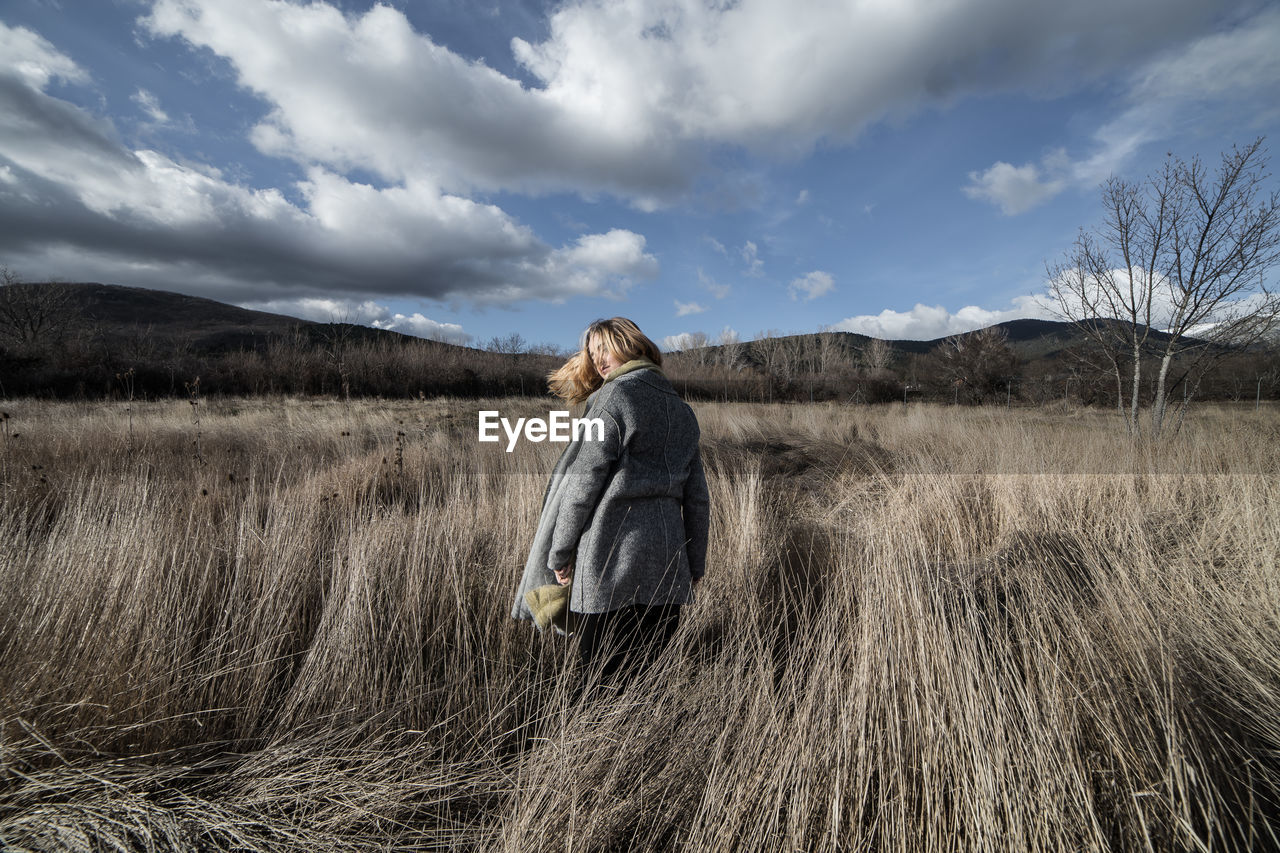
609,361,680,397
588,358,677,404
603,357,663,383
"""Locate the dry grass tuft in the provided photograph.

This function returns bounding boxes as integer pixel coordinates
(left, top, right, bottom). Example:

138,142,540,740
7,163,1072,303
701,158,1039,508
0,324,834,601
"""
2,398,1278,851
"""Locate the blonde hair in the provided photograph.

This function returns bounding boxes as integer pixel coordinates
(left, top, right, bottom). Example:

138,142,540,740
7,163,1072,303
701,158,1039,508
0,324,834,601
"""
547,317,663,404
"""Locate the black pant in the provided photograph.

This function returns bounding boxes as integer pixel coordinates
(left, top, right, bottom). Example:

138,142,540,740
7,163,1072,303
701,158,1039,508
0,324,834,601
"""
574,602,682,692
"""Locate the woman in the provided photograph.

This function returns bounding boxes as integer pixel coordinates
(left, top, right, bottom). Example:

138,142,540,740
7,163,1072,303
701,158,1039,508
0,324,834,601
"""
512,317,710,686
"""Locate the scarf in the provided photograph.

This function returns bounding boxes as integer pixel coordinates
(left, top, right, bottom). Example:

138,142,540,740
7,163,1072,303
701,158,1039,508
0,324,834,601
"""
603,357,663,382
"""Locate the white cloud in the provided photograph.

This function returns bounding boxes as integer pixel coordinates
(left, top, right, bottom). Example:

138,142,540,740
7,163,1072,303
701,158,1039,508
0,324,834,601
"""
662,331,705,350
131,88,170,124
830,294,1053,340
1128,7,1280,107
240,295,470,343
795,189,809,205
704,236,728,256
141,0,1224,207
675,299,706,316
697,267,730,299
141,0,692,201
963,158,1066,214
5,2,1269,323
965,8,1280,213
371,312,469,344
741,240,763,277
542,229,660,301
789,270,834,301
239,296,384,323
0,23,658,307
513,0,1216,153
0,22,86,89
1080,7,1280,182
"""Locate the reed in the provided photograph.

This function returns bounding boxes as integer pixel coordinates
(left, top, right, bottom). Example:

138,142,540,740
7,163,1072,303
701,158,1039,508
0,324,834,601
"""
1,398,1276,851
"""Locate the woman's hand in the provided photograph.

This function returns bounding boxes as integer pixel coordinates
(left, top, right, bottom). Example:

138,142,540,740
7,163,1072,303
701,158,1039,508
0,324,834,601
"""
553,563,573,587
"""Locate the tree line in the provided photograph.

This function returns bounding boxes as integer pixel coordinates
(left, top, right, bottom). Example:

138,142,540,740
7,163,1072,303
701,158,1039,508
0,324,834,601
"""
0,279,560,400
1,276,1277,408
660,326,1280,409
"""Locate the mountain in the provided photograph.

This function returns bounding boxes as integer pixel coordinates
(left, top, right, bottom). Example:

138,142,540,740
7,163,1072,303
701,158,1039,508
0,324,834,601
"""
52,283,314,347
671,317,1205,366
0,282,556,399
2,281,534,363
902,318,1084,359
666,319,1094,363
4,281,1248,403
11,282,1204,363
2,282,423,353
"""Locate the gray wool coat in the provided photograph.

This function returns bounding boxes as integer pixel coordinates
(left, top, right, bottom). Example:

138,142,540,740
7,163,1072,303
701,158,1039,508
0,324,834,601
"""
512,364,710,622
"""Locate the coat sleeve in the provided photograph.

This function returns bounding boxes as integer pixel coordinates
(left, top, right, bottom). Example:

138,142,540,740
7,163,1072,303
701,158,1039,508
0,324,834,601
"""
546,402,622,572
682,447,710,580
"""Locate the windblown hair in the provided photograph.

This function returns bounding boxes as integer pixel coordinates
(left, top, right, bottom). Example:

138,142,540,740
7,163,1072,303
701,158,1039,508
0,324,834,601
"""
547,317,663,404
546,350,599,406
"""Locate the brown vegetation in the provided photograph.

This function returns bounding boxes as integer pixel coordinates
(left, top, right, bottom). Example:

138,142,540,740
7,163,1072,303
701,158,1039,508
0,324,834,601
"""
1,399,1278,850
5,279,1279,408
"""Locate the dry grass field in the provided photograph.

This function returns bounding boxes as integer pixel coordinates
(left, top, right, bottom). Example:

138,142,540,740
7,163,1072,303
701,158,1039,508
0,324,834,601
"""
1,397,1278,851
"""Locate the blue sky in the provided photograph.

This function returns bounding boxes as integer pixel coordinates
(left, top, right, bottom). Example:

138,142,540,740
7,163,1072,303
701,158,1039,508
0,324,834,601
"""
2,0,1278,351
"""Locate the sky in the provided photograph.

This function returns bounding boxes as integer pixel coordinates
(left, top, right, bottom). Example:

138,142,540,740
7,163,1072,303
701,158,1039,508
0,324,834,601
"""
1,0,1278,352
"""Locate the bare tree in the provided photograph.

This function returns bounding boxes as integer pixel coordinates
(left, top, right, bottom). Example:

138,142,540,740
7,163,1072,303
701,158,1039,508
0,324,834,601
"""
1048,139,1280,437
0,268,74,350
754,331,806,394
814,329,845,375
526,341,568,358
859,337,894,379
1251,335,1280,410
750,330,783,401
707,328,743,401
1056,342,1113,405
931,326,1020,404
713,327,742,368
317,315,359,400
486,332,528,354
164,333,195,395
675,331,711,367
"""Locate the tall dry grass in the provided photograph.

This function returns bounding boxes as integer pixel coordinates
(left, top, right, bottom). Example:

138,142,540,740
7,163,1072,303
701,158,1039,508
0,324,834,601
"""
1,397,1277,851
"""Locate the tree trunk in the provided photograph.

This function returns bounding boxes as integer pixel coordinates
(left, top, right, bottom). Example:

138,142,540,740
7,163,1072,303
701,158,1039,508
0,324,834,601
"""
1113,361,1129,431
1128,344,1142,435
1150,353,1174,438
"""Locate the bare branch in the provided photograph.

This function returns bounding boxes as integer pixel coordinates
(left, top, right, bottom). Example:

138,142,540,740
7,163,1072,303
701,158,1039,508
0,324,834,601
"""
1047,139,1280,437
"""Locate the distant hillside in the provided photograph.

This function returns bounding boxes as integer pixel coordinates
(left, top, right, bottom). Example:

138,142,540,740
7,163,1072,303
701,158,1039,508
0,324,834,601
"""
8,282,1151,364
911,318,1083,359
0,282,556,398
2,282,443,354
47,283,319,351
669,318,1190,364
2,282,1267,403
666,319,1094,364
